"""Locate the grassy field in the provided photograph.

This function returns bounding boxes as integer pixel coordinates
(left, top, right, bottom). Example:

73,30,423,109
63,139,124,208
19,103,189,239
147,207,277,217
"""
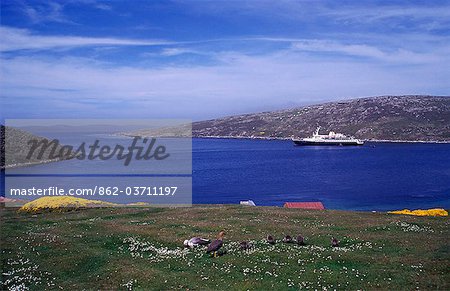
1,205,449,290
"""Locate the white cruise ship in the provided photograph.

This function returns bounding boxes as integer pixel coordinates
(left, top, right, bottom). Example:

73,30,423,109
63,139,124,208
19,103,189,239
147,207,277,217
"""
293,127,364,146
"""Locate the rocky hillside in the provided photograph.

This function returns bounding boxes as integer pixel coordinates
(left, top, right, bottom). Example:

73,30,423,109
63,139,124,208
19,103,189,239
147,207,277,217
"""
0,125,73,169
192,95,450,141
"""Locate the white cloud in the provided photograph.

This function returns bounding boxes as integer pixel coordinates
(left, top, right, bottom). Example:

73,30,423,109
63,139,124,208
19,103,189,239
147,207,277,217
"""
1,26,447,67
289,39,443,64
325,6,450,24
21,1,74,24
1,20,449,118
176,1,450,27
2,48,449,119
160,48,197,56
0,26,173,52
94,3,113,11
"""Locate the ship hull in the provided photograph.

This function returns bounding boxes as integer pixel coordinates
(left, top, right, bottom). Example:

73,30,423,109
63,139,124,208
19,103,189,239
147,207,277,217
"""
293,140,363,146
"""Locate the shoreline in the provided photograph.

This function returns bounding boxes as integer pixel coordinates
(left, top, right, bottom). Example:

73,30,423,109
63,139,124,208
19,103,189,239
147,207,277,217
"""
2,155,75,170
117,130,450,143
192,135,450,144
2,198,448,213
3,135,448,170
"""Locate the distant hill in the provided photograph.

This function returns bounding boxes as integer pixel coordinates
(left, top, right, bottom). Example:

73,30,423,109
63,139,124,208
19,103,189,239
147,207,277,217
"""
192,95,450,141
0,125,73,169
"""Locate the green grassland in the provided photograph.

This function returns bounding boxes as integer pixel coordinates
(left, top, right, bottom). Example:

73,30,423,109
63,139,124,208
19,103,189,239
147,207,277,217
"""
1,205,449,290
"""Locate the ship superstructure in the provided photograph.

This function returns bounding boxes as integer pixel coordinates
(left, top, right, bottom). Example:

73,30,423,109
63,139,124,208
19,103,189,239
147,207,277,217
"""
293,127,364,146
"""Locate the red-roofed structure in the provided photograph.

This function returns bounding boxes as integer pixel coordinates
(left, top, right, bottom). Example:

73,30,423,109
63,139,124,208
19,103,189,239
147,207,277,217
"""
283,202,325,210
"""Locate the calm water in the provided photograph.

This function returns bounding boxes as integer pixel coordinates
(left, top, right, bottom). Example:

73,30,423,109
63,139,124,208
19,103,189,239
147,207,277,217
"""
3,134,450,211
192,138,450,210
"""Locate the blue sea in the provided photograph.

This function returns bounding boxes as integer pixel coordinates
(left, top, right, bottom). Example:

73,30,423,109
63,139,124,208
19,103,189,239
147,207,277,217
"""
3,134,450,211
192,138,450,210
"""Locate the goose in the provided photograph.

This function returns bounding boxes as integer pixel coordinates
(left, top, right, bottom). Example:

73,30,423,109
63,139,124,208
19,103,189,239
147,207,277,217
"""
267,235,276,245
183,237,210,248
282,235,293,243
331,237,339,247
240,241,251,251
206,231,225,257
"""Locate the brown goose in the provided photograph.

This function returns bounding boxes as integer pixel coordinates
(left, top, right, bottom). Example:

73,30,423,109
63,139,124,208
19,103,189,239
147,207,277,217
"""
206,231,225,257
331,237,339,247
267,235,276,245
282,235,293,243
240,241,251,251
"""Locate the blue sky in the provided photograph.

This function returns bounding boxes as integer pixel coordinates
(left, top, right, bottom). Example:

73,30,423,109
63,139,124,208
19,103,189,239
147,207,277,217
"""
1,0,449,120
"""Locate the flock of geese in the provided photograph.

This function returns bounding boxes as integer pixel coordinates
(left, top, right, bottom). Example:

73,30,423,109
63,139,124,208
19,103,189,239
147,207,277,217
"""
184,231,340,257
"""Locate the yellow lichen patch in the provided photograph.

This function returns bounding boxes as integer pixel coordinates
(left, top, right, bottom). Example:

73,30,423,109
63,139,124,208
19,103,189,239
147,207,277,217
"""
388,208,448,217
19,196,117,213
